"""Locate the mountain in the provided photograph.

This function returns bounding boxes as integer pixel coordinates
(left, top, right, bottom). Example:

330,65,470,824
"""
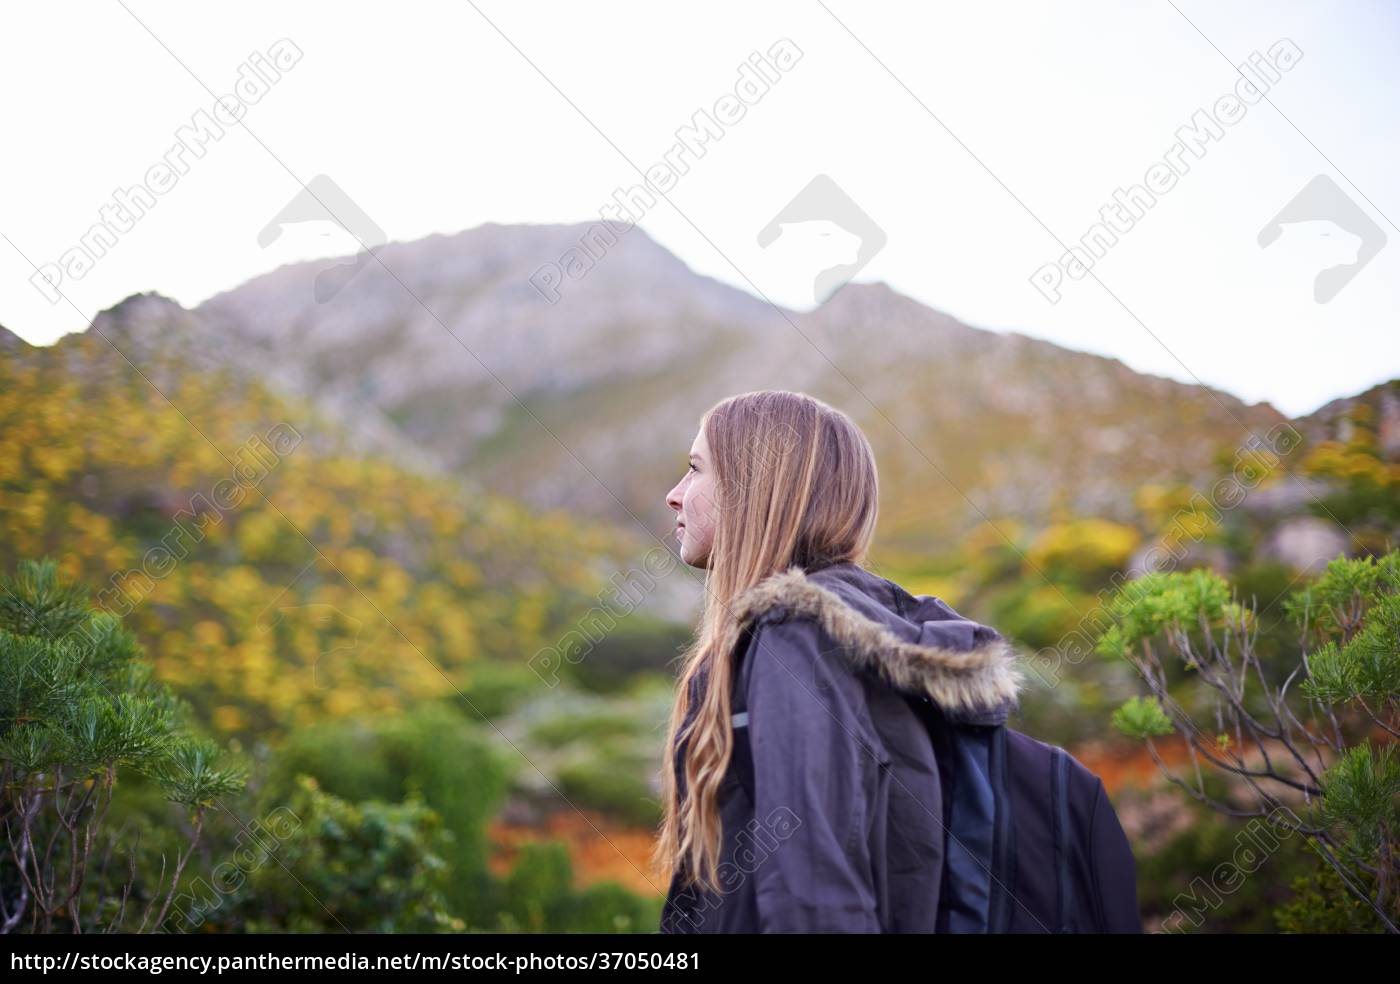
71,221,1290,559
0,324,27,355
5,219,1393,728
1296,377,1400,456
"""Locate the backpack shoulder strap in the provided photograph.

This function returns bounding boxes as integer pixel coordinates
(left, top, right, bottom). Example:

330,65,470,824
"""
986,723,1017,933
920,699,1017,933
729,623,758,804
1049,745,1079,933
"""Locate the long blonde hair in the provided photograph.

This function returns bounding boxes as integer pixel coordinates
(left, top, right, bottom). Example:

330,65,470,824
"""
652,390,879,895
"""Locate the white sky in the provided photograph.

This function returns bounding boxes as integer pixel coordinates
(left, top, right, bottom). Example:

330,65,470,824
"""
2,0,1396,418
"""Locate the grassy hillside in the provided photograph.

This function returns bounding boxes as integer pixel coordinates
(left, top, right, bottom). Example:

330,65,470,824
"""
0,330,637,740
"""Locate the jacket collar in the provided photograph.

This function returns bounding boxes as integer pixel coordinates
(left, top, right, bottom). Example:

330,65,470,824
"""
730,564,1025,725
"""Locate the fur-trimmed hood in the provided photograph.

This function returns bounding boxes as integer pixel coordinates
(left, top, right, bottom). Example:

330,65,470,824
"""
730,561,1026,725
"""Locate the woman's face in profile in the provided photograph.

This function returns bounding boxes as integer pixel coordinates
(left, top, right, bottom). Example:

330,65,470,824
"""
665,426,718,568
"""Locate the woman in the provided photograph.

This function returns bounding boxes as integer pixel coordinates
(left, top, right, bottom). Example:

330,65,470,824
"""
654,390,1140,933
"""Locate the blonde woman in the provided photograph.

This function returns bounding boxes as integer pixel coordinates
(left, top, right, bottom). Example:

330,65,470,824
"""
655,389,1140,934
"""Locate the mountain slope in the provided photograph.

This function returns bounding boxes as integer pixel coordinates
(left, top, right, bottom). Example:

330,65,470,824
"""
0,327,650,735
174,221,1288,551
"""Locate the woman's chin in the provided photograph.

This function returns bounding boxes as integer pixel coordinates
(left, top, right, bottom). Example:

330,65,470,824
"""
678,542,709,569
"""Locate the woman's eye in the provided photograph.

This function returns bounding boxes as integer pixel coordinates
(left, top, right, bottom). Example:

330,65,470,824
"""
688,462,697,473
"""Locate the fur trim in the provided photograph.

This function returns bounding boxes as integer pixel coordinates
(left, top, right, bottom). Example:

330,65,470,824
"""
732,566,1025,720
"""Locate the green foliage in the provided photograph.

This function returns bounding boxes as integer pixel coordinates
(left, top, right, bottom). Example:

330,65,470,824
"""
566,612,692,694
249,704,663,932
984,578,1093,656
0,555,91,636
494,840,660,934
1285,550,1400,643
555,754,660,828
1025,517,1141,587
528,709,641,749
1136,783,1321,934
1274,858,1391,933
1299,397,1400,548
0,558,246,932
0,337,676,930
1111,695,1175,739
1316,742,1400,864
1093,567,1247,663
500,840,573,932
1303,636,1400,705
145,736,246,809
1287,553,1400,710
457,663,547,719
1096,548,1400,932
254,703,511,927
502,681,674,828
0,338,637,741
206,775,464,933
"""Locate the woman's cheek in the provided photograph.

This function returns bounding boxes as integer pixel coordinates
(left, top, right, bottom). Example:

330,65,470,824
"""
691,488,713,533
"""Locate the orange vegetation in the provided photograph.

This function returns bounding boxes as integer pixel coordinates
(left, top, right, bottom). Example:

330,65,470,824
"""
1071,734,1196,797
487,809,666,897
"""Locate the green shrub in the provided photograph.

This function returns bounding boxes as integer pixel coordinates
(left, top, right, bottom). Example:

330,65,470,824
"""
254,702,511,926
493,840,661,933
181,775,462,933
0,558,245,933
1102,549,1400,931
